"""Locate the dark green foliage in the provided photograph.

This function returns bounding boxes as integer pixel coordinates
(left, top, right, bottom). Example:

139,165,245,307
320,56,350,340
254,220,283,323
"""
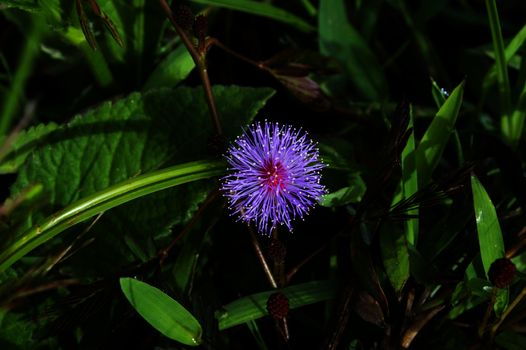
1,0,526,349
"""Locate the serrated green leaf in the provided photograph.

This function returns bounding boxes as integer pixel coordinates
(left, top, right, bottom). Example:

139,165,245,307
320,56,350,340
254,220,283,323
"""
6,86,274,272
144,45,195,90
416,81,464,187
120,278,202,346
215,280,335,330
470,175,505,275
190,0,315,32
319,0,387,100
0,122,58,174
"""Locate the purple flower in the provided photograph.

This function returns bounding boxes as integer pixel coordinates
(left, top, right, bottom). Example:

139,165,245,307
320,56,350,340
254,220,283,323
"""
222,121,326,235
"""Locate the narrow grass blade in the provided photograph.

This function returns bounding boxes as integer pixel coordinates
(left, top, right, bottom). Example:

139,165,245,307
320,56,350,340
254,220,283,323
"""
190,0,315,32
0,159,225,272
416,81,464,187
482,24,526,93
484,0,512,143
0,16,44,136
120,278,202,346
215,280,335,330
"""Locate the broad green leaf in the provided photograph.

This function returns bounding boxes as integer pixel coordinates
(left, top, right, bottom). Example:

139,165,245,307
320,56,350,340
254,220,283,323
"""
0,122,58,174
144,45,195,90
416,81,464,187
470,174,508,313
120,278,202,346
319,0,387,100
215,280,335,330
190,0,315,33
7,86,274,272
470,175,505,275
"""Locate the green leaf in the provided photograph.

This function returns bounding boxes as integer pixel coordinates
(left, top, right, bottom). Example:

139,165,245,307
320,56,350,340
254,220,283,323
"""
470,174,505,275
415,81,464,187
319,0,387,100
0,122,58,174
320,174,366,207
482,24,526,94
120,278,202,346
484,0,512,143
380,225,410,294
215,280,335,330
400,106,418,244
190,0,315,33
0,159,225,272
4,86,274,272
144,45,195,90
0,0,39,12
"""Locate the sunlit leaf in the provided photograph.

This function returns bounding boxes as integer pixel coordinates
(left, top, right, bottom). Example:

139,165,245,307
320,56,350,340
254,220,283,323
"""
120,278,202,346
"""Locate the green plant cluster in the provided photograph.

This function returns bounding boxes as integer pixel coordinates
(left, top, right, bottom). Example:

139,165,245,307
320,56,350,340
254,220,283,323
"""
0,0,526,349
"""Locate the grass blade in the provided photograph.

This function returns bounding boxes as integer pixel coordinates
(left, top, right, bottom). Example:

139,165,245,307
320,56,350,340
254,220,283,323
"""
416,81,464,187
120,278,202,345
215,280,335,330
484,0,512,144
0,159,225,272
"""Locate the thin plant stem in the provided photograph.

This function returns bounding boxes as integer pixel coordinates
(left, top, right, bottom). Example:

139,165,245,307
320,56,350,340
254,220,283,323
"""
245,220,277,289
478,288,497,338
158,0,222,136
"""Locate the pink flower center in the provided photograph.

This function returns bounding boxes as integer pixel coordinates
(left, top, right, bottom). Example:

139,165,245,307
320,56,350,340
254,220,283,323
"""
261,159,288,193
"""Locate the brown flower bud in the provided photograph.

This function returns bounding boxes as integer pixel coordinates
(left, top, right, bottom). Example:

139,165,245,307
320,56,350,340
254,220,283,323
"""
267,292,289,319
193,15,208,42
173,4,194,32
488,258,516,288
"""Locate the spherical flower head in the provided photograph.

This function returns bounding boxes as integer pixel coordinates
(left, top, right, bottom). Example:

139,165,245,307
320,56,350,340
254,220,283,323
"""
222,121,326,235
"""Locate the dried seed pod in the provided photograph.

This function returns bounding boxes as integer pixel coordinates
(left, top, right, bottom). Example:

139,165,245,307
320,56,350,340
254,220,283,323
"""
267,292,289,319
